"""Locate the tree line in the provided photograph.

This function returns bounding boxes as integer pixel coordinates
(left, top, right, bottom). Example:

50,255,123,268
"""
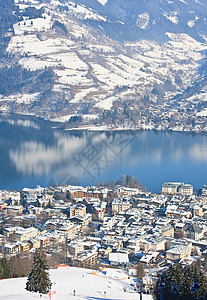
0,253,33,279
0,65,54,96
154,262,207,300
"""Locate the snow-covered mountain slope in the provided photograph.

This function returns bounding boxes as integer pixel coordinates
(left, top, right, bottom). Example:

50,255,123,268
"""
80,0,207,42
0,266,153,299
0,0,207,120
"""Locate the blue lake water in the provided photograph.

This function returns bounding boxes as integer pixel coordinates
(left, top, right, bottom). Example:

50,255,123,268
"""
0,115,207,192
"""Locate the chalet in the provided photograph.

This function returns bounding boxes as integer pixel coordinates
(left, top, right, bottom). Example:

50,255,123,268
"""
4,243,21,255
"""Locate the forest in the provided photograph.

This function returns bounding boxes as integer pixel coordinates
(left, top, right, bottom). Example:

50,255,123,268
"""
0,0,54,97
154,261,207,300
0,65,54,96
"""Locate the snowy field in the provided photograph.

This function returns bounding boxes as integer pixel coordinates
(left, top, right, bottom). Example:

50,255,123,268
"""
0,267,153,300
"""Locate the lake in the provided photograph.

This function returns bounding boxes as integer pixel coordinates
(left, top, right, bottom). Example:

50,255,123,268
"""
0,115,207,192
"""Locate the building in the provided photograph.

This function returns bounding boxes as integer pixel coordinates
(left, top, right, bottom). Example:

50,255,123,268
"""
140,251,160,266
178,184,193,195
109,252,129,265
0,201,7,210
127,237,141,253
117,187,139,197
150,236,166,251
68,242,84,257
14,227,39,242
166,245,191,261
70,213,92,228
162,182,193,195
70,190,86,198
73,250,97,269
162,182,182,194
69,204,86,218
4,243,21,255
98,245,112,257
174,223,185,238
28,238,41,249
161,225,174,238
58,223,76,239
112,198,131,214
7,192,21,205
183,223,206,240
202,185,207,196
6,205,23,216
39,236,50,248
193,205,203,217
85,190,107,199
20,242,30,252
0,234,6,246
93,202,107,220
67,186,108,199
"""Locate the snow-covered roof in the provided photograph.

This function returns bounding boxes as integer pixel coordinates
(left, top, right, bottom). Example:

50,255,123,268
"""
109,252,129,263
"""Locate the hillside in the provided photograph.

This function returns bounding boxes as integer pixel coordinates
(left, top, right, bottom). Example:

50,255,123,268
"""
0,0,207,128
0,266,153,299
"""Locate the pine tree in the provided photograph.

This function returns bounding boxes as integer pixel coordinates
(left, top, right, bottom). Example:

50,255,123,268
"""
197,271,207,299
180,268,193,300
0,257,10,279
154,263,207,300
25,248,52,294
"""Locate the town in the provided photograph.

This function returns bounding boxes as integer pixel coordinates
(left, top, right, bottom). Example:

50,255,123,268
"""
0,178,206,295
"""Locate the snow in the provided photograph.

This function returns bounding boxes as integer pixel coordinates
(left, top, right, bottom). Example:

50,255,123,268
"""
13,18,52,35
14,0,40,3
136,13,150,30
88,44,115,53
178,0,187,4
16,93,40,104
0,93,40,104
166,33,205,52
109,252,129,263
19,57,57,71
0,267,153,300
197,108,207,117
97,0,108,6
50,114,76,122
163,12,179,24
6,0,207,115
187,92,207,105
71,88,98,103
95,95,116,110
66,2,107,21
188,20,195,27
188,16,199,28
51,114,99,122
66,125,109,131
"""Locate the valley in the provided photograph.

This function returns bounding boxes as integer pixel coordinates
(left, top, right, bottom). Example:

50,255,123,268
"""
0,0,206,131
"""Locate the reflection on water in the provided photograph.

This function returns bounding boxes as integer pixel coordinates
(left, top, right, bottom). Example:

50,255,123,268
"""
0,115,207,192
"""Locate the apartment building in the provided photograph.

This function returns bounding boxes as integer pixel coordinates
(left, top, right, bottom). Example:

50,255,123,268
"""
14,227,39,242
73,251,97,269
162,182,193,195
69,204,86,218
162,182,182,194
112,198,131,214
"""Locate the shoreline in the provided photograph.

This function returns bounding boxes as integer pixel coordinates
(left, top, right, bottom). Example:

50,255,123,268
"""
1,112,207,134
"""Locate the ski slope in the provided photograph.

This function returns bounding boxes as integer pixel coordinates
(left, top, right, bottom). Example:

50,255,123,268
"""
0,266,153,300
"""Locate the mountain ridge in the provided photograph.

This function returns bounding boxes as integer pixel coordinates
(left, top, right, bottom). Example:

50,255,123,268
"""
0,0,206,130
